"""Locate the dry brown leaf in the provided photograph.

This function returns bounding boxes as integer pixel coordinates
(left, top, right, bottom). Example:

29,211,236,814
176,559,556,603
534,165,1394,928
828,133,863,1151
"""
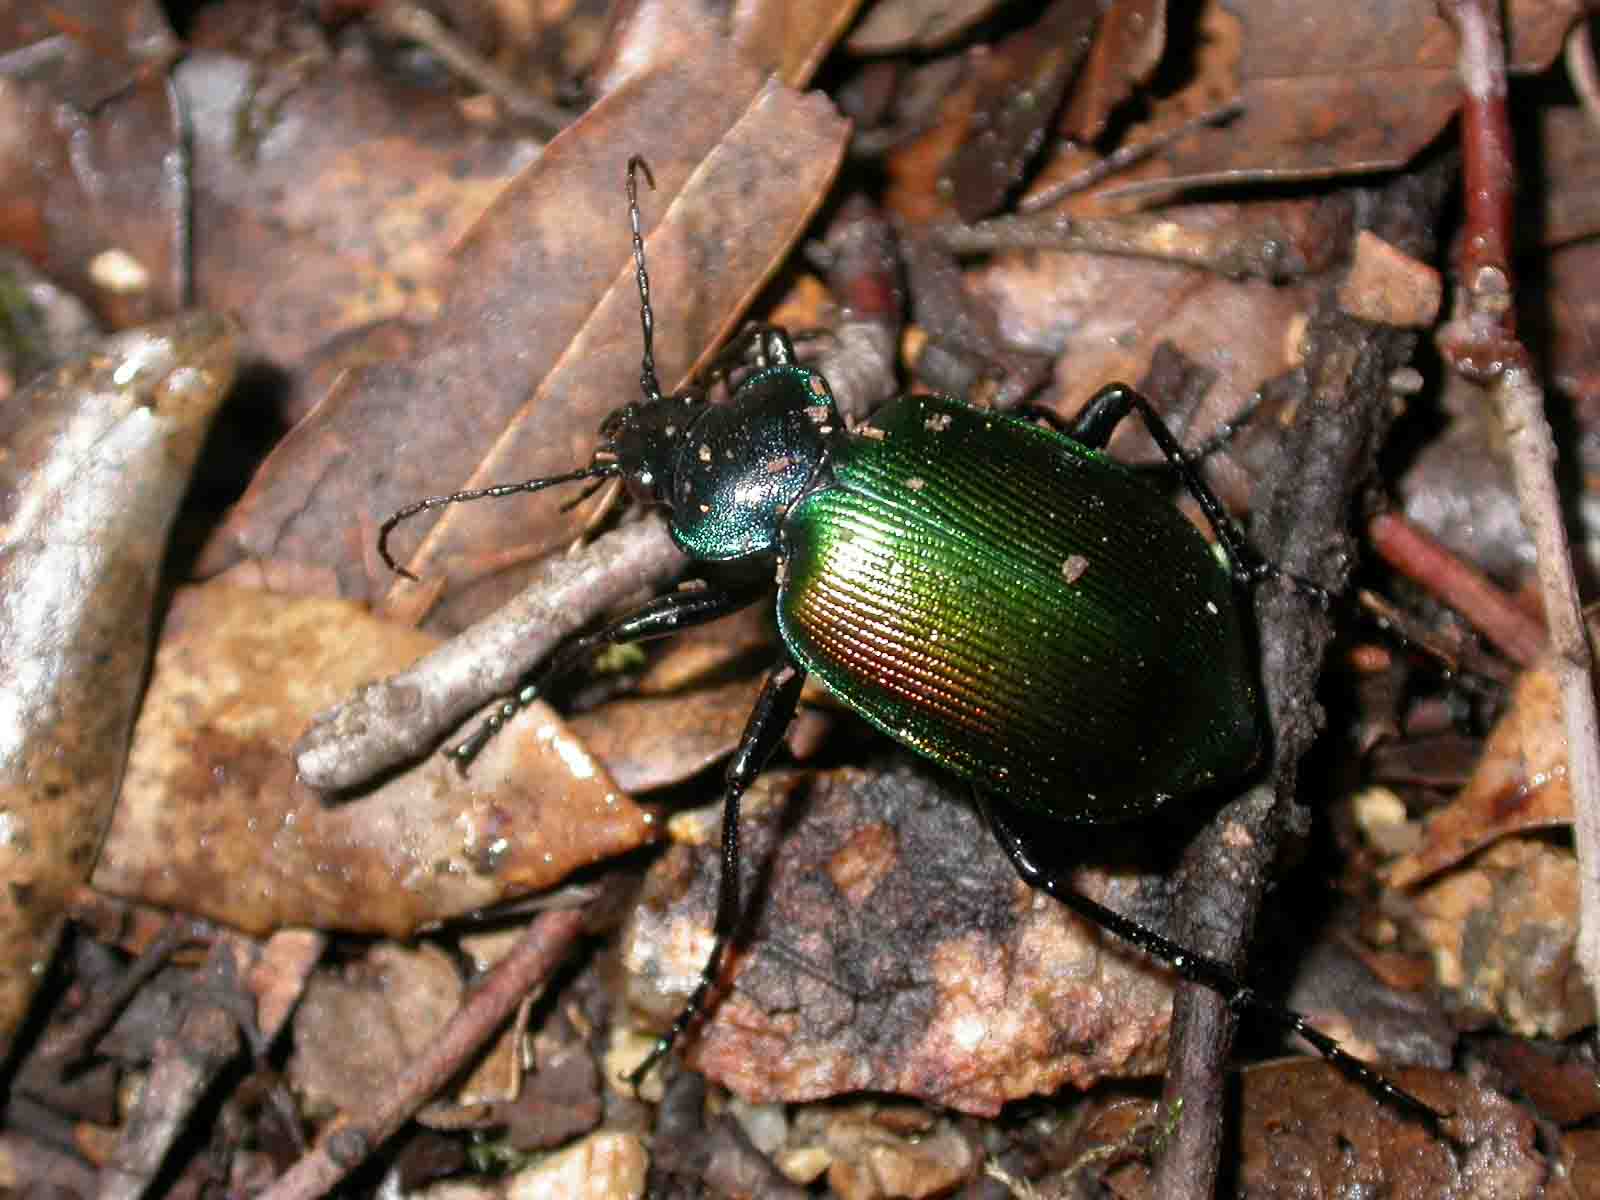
289,943,463,1118
203,55,850,631
572,678,767,794
846,0,1002,53
974,240,1318,444
1387,662,1573,889
178,52,536,366
592,0,862,94
1074,1063,1536,1196
1113,0,1579,194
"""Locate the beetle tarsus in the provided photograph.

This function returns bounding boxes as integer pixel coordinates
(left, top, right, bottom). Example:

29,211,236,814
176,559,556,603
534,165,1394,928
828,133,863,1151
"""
626,1035,674,1091
447,584,773,771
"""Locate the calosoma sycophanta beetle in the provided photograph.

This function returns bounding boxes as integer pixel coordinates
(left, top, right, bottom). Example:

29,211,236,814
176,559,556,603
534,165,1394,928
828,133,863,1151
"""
379,157,1440,1125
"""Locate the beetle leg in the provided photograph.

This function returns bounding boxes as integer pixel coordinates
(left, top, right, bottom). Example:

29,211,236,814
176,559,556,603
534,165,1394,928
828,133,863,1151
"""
628,654,809,1087
978,795,1444,1131
1027,393,1261,472
1185,391,1263,462
1065,384,1338,604
447,582,768,770
694,324,800,394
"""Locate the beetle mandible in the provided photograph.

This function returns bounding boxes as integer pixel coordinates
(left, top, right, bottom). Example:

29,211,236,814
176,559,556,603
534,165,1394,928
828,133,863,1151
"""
379,157,1439,1125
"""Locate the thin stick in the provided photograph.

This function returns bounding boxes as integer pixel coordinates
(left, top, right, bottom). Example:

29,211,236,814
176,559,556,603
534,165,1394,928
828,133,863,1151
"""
1437,0,1600,1015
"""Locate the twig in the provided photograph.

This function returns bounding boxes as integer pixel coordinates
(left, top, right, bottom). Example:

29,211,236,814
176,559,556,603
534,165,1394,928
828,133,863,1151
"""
296,517,685,789
936,205,1313,281
27,916,209,1071
1153,154,1453,1193
374,2,570,139
259,908,585,1200
96,938,247,1200
1366,510,1546,667
1436,0,1600,1016
1018,99,1245,213
1498,363,1600,982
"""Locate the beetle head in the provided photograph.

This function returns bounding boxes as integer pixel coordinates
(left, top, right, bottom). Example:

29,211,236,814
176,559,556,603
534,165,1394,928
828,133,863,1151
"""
596,391,702,505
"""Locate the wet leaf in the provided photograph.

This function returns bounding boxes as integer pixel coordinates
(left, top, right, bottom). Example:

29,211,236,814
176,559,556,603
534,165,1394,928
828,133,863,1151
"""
0,74,187,322
0,249,101,389
0,0,179,110
92,584,654,937
0,312,237,1057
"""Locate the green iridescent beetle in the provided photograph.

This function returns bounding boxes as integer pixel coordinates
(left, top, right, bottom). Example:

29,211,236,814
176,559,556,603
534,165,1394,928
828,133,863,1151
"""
778,387,1258,818
378,157,1438,1124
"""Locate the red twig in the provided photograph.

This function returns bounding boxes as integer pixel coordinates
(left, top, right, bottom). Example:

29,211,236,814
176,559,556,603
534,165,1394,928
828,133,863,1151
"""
1435,0,1600,1014
1367,510,1546,667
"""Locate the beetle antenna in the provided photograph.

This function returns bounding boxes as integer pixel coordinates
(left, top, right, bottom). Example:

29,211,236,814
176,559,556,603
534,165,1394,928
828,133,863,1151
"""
627,156,663,406
378,465,614,580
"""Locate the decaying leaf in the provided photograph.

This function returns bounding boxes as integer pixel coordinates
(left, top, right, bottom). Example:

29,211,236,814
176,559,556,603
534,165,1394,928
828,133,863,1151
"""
974,239,1320,446
290,942,463,1119
175,50,540,367
571,678,767,794
1411,838,1591,1038
1377,653,1591,1034
1363,649,1587,1043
